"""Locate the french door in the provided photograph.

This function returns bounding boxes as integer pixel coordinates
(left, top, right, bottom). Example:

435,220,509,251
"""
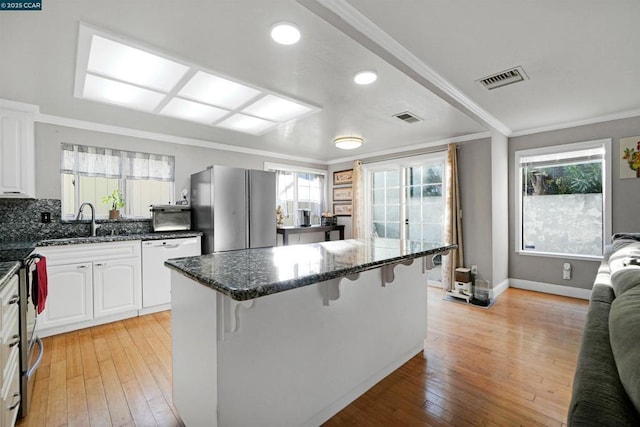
366,154,445,243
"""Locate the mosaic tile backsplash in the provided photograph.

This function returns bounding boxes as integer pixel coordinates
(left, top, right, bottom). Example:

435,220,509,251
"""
0,199,153,243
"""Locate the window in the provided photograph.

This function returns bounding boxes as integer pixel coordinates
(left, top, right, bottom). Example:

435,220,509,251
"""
515,139,611,259
61,144,175,219
366,154,445,243
264,163,327,226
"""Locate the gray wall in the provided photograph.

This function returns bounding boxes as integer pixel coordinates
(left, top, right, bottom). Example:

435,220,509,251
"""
35,122,326,201
508,115,640,290
458,138,494,284
34,122,330,245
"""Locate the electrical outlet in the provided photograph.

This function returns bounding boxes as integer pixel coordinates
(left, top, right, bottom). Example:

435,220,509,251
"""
471,265,478,275
41,212,51,223
563,262,571,280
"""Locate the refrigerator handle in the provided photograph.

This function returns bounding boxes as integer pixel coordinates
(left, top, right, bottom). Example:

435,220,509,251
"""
246,172,251,249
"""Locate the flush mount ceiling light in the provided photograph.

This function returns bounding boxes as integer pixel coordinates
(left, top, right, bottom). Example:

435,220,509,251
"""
74,23,320,136
270,22,301,45
354,70,377,85
334,136,364,150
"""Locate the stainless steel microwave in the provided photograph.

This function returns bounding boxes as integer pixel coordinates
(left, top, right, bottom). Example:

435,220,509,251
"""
150,205,191,231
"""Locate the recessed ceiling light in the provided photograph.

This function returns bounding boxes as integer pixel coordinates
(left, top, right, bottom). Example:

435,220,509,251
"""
87,35,189,92
217,114,278,135
271,22,301,45
354,70,377,85
82,74,165,111
334,136,364,150
179,71,261,109
242,94,313,122
160,98,229,124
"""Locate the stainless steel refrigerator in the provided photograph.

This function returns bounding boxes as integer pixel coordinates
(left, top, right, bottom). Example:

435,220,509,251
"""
191,165,276,253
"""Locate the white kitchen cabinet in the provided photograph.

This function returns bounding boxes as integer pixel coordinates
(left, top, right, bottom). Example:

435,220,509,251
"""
0,102,36,199
36,241,142,336
37,262,93,330
93,258,141,318
0,274,20,427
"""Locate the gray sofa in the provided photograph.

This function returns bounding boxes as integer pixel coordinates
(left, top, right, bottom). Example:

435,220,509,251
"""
568,234,640,425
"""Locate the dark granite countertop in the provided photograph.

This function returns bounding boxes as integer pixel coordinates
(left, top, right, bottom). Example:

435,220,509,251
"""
0,231,202,262
0,261,21,289
165,238,456,301
37,231,202,247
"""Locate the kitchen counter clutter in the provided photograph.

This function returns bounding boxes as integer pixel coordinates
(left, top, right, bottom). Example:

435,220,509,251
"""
169,238,454,427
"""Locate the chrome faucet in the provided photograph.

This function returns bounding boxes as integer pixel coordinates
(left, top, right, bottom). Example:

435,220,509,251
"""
76,202,100,237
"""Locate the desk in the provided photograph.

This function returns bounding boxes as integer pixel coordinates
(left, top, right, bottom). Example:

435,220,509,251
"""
277,225,345,245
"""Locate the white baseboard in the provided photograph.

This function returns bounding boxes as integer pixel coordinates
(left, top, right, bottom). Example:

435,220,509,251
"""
509,278,591,300
491,279,509,299
139,303,171,315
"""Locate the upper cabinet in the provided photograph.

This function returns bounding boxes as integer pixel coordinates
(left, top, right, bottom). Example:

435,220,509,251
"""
0,100,37,199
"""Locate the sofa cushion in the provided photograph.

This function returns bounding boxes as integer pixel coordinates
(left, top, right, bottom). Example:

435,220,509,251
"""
568,299,640,425
611,265,640,297
610,285,640,414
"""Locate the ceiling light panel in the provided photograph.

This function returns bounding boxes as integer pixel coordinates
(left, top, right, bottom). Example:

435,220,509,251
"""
87,35,189,92
178,71,261,109
82,74,165,111
76,24,321,136
242,94,313,122
160,98,229,124
217,114,278,135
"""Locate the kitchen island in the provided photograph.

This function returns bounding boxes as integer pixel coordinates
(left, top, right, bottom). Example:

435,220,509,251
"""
166,238,455,427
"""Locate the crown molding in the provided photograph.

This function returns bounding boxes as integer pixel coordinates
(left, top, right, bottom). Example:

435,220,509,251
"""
327,131,490,165
34,113,327,165
510,108,640,138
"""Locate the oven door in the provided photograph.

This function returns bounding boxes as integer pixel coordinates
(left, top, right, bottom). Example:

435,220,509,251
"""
19,259,44,419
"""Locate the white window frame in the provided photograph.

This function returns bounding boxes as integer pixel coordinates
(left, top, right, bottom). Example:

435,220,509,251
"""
514,138,612,261
264,162,328,222
363,152,446,240
61,144,175,220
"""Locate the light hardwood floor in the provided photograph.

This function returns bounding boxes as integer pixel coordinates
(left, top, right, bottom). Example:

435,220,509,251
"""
18,287,588,427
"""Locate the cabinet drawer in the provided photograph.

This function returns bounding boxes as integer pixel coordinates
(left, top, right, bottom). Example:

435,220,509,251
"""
0,275,19,331
1,349,20,427
1,310,19,379
37,241,141,266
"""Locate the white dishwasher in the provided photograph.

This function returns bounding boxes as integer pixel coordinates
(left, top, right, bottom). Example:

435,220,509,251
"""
142,236,201,310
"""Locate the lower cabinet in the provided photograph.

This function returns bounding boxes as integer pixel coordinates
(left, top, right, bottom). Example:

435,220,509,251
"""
93,258,141,318
39,262,93,329
36,241,142,336
0,274,20,427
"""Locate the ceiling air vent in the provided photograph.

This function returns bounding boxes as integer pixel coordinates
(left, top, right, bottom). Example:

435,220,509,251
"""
393,111,422,123
477,66,528,90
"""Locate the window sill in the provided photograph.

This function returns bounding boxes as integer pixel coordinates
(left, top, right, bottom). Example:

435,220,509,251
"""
516,250,602,262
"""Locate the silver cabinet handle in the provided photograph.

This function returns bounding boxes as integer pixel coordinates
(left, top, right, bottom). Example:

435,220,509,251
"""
77,265,89,269
9,334,19,348
7,295,19,305
8,393,20,410
95,263,105,267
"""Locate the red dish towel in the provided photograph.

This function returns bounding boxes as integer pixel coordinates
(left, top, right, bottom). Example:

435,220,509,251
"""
35,256,48,314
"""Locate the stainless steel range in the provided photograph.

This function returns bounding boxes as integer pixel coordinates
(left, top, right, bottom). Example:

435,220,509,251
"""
18,255,43,418
0,244,46,421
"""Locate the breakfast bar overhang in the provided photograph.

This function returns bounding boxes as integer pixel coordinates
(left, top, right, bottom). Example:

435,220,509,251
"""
166,238,455,427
